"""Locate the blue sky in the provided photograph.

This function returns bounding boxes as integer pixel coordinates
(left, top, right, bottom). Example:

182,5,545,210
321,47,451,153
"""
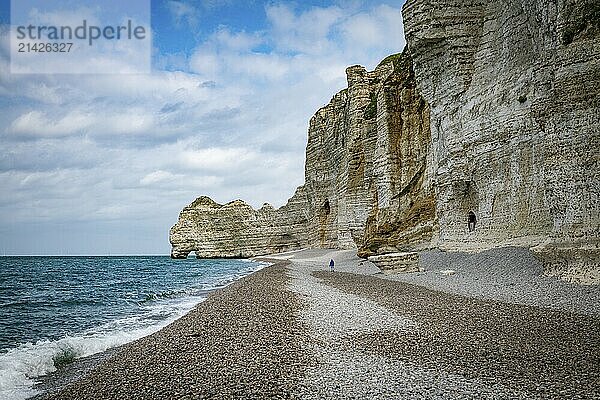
0,0,405,255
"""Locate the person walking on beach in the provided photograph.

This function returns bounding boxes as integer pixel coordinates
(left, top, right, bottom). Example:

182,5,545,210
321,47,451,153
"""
329,258,335,272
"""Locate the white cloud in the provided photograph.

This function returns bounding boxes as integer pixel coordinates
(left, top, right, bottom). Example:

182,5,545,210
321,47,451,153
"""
10,110,93,137
227,52,290,79
266,4,344,55
339,5,404,50
213,28,263,51
103,111,156,135
140,170,176,185
179,147,258,171
189,52,221,79
8,109,156,137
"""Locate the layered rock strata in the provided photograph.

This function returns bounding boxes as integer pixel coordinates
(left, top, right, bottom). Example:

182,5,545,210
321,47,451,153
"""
368,252,420,274
170,192,310,258
170,52,435,259
304,53,435,256
402,0,599,280
171,0,599,281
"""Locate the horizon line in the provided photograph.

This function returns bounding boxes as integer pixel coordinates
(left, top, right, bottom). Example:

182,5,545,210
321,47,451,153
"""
0,253,172,257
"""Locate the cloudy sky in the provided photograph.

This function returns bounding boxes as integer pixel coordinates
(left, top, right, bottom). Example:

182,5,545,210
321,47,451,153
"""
0,0,405,255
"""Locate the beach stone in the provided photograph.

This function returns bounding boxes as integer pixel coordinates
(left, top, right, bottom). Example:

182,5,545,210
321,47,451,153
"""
313,266,600,399
440,270,456,276
368,252,420,274
44,261,309,400
34,250,600,399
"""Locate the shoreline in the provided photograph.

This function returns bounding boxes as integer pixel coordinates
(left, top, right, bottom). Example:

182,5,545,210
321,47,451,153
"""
31,347,121,400
34,259,284,399
36,249,600,399
41,259,305,399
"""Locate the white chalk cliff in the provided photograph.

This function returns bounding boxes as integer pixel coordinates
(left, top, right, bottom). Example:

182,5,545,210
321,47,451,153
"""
170,0,599,282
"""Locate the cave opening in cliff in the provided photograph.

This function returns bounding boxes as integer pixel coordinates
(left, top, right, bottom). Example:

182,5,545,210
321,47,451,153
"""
322,199,331,215
468,211,477,232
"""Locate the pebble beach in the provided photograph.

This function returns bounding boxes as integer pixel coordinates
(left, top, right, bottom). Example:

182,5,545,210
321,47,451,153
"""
39,249,599,399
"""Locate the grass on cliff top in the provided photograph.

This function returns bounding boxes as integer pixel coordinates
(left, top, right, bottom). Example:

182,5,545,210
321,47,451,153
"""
378,53,402,67
377,52,409,73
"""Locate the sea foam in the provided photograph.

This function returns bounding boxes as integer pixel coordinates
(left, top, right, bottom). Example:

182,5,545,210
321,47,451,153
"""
0,296,202,400
0,257,266,400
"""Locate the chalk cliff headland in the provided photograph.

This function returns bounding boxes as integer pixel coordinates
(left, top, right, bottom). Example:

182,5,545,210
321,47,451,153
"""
170,0,599,282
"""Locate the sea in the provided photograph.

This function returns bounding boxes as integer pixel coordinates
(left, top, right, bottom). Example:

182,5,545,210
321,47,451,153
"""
0,256,266,400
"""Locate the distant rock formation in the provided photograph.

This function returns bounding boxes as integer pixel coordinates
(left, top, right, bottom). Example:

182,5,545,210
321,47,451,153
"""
170,0,599,282
169,193,310,259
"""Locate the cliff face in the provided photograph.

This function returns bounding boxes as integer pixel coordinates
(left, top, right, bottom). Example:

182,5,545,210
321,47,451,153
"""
170,52,435,259
402,0,599,280
171,0,599,281
303,53,435,256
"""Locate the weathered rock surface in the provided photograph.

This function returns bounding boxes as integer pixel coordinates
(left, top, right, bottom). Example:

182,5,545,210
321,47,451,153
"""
304,53,436,255
402,0,599,281
170,192,310,258
368,252,420,274
171,0,599,281
170,52,435,259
